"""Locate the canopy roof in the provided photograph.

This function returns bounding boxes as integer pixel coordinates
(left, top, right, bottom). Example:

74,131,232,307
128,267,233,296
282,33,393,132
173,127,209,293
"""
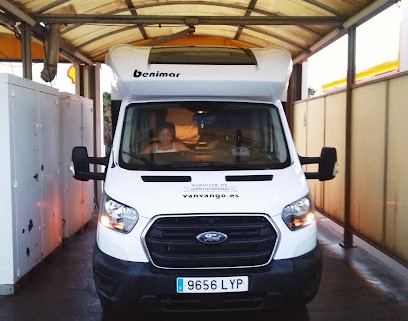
0,0,395,65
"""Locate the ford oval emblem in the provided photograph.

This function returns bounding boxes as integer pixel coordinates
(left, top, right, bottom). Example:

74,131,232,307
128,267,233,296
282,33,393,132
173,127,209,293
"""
196,231,228,244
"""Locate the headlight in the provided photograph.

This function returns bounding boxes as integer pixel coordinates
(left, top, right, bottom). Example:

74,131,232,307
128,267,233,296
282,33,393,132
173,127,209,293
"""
282,195,315,230
99,194,139,233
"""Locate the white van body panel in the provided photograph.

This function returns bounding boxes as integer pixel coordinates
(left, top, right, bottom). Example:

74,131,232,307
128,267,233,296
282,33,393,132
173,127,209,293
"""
106,45,292,103
98,163,314,262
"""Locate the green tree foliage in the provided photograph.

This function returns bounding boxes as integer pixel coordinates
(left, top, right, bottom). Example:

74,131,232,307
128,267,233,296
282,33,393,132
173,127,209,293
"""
103,92,113,155
308,87,317,97
103,92,112,124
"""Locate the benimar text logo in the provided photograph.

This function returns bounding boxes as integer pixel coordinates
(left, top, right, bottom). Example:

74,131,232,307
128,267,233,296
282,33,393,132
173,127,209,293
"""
133,69,180,78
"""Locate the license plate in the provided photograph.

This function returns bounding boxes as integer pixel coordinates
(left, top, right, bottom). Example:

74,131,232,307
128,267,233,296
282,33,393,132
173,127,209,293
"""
176,276,248,293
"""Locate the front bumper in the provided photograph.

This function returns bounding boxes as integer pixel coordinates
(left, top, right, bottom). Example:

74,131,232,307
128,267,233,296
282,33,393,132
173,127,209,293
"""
93,244,322,312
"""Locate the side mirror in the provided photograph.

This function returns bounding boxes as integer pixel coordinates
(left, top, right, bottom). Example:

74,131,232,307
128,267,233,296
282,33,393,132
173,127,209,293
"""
300,147,338,181
71,146,90,181
318,147,338,181
71,146,108,181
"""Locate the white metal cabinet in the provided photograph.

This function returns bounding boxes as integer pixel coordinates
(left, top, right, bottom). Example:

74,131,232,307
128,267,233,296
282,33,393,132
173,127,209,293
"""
0,73,61,294
40,91,62,258
10,80,42,282
60,93,95,238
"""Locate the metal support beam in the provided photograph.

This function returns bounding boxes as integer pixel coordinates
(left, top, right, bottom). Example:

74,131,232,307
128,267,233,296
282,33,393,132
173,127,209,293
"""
20,22,32,80
124,0,148,39
78,64,91,98
89,64,103,205
0,1,94,65
341,25,357,249
33,14,345,26
234,0,258,40
149,28,192,46
0,0,36,26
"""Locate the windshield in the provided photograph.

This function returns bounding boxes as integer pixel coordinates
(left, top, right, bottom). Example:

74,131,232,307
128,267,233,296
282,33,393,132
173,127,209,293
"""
119,102,290,171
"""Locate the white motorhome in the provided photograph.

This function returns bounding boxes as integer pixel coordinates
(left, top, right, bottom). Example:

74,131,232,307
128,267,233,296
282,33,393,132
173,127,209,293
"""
72,45,337,313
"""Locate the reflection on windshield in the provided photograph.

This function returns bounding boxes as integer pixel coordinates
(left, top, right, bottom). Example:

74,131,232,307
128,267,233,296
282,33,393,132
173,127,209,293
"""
119,102,290,171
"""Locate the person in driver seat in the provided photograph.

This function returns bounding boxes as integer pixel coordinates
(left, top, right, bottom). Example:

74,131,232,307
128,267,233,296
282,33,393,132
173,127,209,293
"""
140,121,191,154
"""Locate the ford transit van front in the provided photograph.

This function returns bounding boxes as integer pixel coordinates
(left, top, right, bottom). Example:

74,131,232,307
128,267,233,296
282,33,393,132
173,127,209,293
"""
71,45,337,313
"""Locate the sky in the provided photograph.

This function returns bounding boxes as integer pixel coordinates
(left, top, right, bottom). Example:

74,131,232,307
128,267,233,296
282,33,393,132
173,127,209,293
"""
0,60,113,94
307,0,408,94
0,1,407,96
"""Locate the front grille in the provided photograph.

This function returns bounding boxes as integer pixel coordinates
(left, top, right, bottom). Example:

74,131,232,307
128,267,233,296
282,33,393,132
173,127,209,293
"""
144,214,278,269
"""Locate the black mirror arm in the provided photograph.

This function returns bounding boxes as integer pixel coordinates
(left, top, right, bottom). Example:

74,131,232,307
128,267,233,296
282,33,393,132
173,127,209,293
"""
299,156,320,165
87,156,109,166
304,172,320,179
77,171,105,180
300,156,320,179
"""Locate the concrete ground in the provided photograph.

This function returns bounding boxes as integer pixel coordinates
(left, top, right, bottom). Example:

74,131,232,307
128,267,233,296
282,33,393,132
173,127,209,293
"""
1,213,408,321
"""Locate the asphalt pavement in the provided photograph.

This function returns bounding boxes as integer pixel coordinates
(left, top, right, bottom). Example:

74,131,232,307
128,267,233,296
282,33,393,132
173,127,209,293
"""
1,213,408,321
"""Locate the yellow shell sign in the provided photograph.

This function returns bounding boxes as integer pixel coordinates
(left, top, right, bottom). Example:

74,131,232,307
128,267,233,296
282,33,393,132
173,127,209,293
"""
67,65,76,84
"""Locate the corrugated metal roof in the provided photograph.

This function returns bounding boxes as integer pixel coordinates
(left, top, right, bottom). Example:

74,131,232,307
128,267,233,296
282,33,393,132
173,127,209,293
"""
0,0,396,65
